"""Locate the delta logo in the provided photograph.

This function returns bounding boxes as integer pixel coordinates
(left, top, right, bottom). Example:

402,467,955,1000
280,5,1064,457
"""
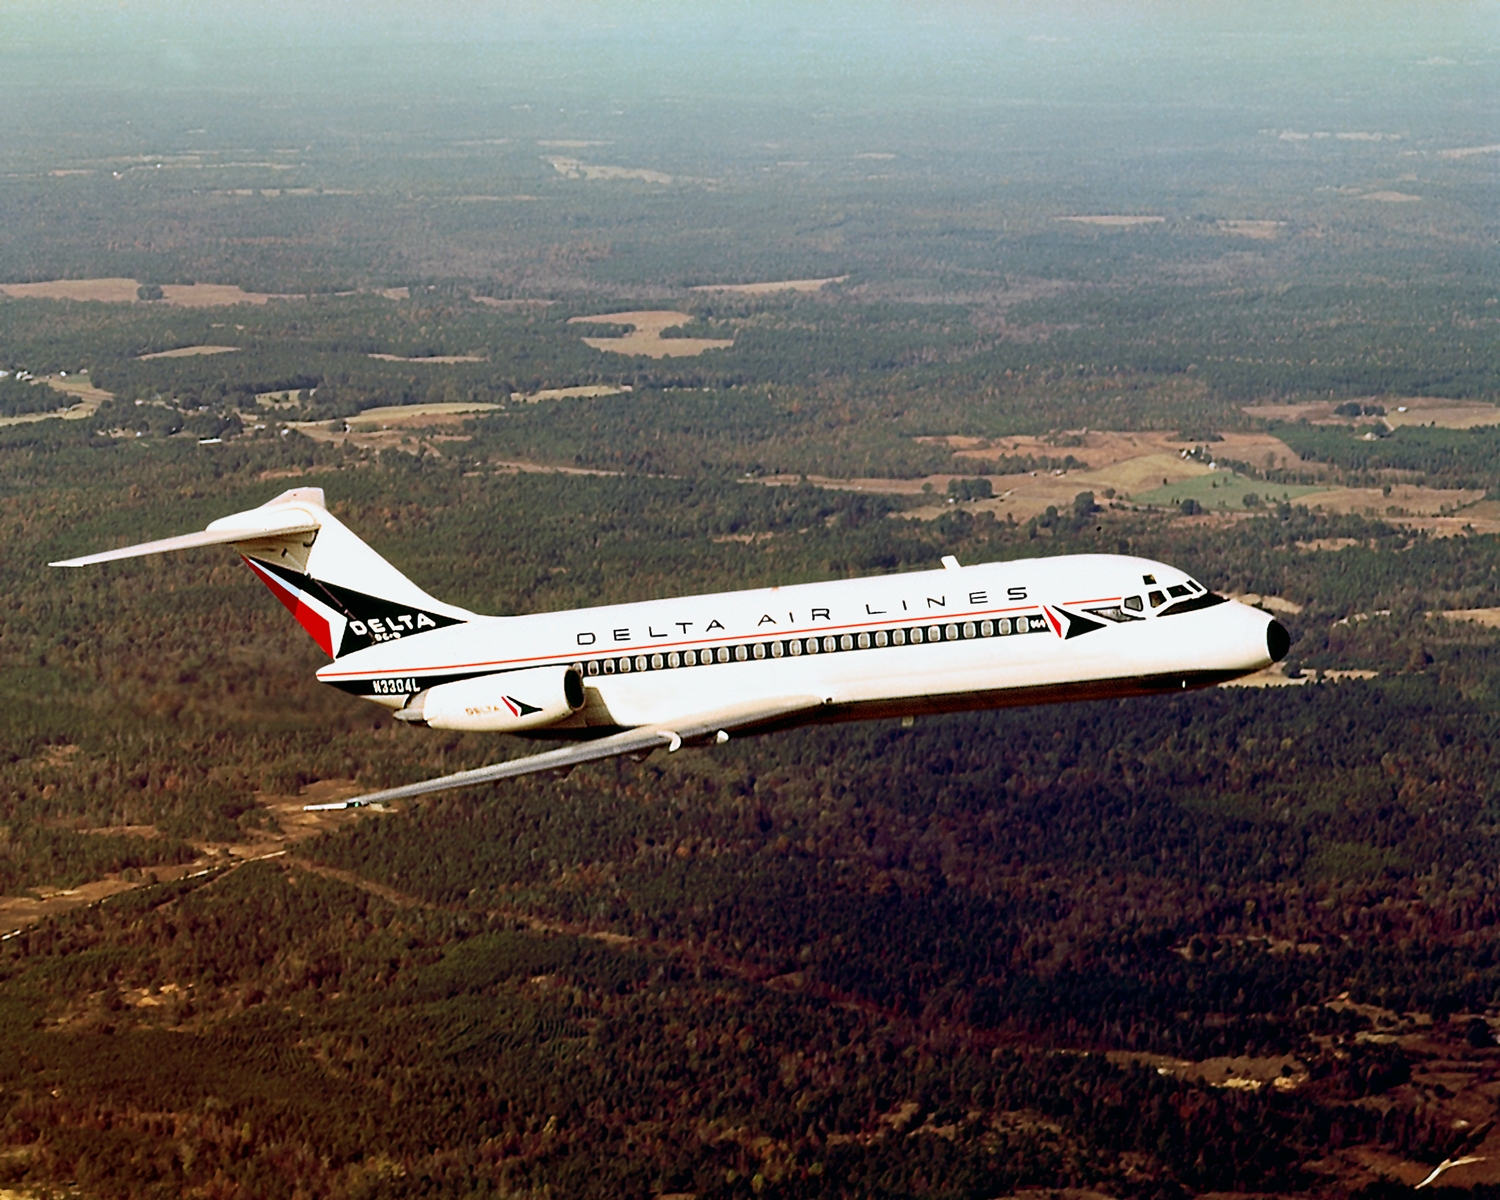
1041,606,1105,640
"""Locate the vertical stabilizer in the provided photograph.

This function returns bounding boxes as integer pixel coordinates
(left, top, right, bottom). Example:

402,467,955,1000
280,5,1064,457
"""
53,488,471,658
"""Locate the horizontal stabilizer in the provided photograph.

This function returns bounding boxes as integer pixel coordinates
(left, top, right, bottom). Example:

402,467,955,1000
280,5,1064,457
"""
309,695,827,810
50,511,320,567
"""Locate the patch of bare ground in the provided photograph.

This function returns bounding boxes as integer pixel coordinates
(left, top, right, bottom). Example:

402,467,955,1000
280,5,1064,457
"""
1217,219,1285,239
1230,593,1304,614
1298,537,1363,552
818,429,1305,522
471,296,552,309
689,276,847,295
515,384,627,402
0,780,383,935
1107,1050,1308,1092
1300,485,1491,527
1364,191,1421,202
291,426,468,457
570,310,733,358
136,344,240,360
340,402,500,427
1440,143,1500,159
366,353,485,363
488,459,623,477
546,156,673,184
1434,608,1500,629
0,374,113,428
1219,663,1310,688
0,278,295,305
1245,396,1500,429
1057,214,1165,227
1398,516,1500,537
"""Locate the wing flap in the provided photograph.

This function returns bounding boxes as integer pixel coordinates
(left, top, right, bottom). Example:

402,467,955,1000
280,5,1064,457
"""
308,694,826,810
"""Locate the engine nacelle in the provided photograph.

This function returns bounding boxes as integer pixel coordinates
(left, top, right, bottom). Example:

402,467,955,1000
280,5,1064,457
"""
394,666,585,732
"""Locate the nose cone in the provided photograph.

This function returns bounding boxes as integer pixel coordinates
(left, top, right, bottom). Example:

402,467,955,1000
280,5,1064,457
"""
1267,620,1290,663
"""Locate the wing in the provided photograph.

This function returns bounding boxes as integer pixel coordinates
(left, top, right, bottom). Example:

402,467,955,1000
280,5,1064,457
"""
307,694,827,810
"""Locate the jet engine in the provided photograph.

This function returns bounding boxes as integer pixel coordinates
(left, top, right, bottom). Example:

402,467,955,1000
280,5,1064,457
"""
394,666,585,732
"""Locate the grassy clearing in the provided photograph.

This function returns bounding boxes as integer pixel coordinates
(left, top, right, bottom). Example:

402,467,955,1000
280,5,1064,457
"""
1134,470,1326,511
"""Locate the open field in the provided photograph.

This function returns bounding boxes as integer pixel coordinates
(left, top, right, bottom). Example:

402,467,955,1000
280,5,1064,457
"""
295,402,502,432
1437,608,1500,629
545,156,673,183
0,278,292,305
1217,219,1285,239
570,310,734,358
689,275,847,294
137,344,240,360
1057,215,1164,227
0,374,112,427
470,296,552,309
517,384,627,402
1246,397,1500,428
1134,472,1329,510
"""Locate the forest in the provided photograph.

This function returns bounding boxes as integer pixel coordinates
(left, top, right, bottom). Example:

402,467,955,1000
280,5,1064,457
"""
1,415,1500,1195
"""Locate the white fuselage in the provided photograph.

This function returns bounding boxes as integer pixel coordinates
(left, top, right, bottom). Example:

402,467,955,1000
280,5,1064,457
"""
316,553,1282,736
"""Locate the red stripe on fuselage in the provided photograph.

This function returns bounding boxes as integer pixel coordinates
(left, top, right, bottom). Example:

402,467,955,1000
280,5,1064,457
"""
242,557,335,657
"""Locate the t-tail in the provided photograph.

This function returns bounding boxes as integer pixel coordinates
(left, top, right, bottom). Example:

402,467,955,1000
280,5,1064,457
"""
50,488,472,658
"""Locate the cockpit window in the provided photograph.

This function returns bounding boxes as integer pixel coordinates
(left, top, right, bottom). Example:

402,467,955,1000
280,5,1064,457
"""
1148,590,1165,608
1123,595,1143,612
1142,574,1156,585
1168,584,1191,598
1158,590,1230,617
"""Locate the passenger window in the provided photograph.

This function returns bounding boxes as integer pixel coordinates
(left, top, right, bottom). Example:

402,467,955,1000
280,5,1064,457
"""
892,629,905,645
875,631,888,647
753,643,766,660
1149,590,1165,608
588,660,600,675
1123,596,1143,612
771,641,784,658
857,632,870,649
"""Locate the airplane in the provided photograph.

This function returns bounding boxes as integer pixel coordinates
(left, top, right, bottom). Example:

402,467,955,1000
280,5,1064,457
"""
52,487,1289,809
